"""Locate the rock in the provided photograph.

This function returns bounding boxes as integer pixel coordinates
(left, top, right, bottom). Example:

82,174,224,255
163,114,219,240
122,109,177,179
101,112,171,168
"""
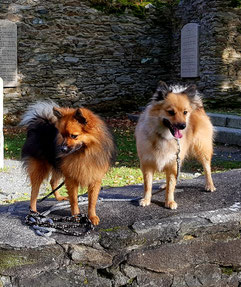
69,245,113,268
122,265,173,287
185,264,222,286
0,277,12,287
1,163,241,285
64,57,79,64
115,75,134,85
0,246,65,278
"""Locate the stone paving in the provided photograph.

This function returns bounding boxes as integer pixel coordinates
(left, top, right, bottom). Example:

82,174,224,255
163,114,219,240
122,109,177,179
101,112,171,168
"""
0,169,241,286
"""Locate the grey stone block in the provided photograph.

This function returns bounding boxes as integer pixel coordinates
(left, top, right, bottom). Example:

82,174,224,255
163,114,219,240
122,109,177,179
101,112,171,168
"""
207,113,227,127
226,115,241,129
69,245,113,268
215,126,241,146
207,113,241,129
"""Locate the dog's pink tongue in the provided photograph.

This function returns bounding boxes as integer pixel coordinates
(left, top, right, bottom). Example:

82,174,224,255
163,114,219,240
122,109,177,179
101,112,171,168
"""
174,127,183,139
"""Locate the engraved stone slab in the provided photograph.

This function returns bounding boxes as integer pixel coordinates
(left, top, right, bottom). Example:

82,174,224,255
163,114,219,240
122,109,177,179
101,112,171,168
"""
0,78,3,168
0,20,17,87
181,23,199,78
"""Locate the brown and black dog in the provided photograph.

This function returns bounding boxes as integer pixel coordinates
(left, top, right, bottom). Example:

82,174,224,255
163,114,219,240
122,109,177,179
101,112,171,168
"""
21,102,116,225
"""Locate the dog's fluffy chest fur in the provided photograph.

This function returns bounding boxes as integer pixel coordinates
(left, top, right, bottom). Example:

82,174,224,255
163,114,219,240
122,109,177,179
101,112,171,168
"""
135,113,178,171
151,136,178,171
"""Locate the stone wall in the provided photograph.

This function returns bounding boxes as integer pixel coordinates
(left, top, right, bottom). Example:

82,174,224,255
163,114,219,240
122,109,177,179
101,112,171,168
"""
171,0,241,108
0,0,240,123
0,0,172,123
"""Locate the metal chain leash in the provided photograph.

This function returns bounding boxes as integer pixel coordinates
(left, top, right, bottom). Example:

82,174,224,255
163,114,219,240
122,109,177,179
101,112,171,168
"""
25,209,94,237
175,138,181,181
25,195,142,237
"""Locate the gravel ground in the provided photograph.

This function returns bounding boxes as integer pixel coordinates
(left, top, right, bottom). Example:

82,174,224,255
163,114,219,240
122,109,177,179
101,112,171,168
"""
0,160,47,203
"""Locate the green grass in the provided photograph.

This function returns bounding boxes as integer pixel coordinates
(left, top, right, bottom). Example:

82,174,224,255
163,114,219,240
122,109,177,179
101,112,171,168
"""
104,127,165,186
207,108,241,116
4,133,26,159
182,158,241,173
113,128,138,167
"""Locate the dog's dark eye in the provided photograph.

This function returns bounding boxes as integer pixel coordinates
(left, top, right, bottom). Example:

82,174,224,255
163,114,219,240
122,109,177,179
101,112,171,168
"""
167,110,175,116
184,111,188,115
70,134,78,139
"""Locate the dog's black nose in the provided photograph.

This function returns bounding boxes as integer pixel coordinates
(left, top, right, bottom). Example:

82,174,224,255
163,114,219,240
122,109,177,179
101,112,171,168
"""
61,145,69,153
176,123,186,130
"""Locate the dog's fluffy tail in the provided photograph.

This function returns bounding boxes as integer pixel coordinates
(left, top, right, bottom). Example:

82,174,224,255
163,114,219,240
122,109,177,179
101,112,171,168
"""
20,101,59,127
21,101,60,167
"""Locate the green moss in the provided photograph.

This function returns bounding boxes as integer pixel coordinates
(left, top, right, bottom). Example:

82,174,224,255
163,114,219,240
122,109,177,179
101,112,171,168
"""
99,226,121,232
221,266,234,276
229,0,241,7
0,253,36,272
128,277,136,285
89,0,146,18
89,0,179,18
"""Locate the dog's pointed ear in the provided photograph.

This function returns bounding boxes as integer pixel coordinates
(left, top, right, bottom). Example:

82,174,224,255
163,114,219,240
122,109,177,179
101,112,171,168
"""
153,81,170,101
53,107,63,119
74,108,87,125
182,84,197,98
183,84,203,109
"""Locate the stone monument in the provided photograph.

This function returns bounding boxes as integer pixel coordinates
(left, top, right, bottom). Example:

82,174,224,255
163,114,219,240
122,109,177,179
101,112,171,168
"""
181,23,199,78
0,77,3,168
0,20,17,87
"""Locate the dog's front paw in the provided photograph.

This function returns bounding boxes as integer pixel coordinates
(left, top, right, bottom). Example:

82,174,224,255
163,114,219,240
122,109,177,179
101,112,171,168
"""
55,195,68,201
89,215,100,225
205,184,216,192
140,198,151,207
165,201,177,209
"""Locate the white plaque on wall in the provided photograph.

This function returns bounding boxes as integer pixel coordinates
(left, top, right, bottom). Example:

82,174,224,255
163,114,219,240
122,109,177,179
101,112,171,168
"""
181,23,199,78
0,20,17,87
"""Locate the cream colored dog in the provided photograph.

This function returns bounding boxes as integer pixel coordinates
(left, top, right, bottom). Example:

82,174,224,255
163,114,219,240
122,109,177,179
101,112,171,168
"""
135,81,216,209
